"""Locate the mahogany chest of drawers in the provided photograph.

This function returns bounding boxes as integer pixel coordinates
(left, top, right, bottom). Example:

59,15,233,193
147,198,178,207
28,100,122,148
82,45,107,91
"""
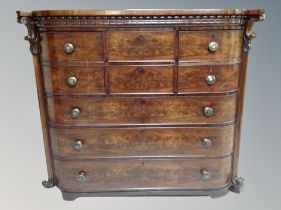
17,9,264,200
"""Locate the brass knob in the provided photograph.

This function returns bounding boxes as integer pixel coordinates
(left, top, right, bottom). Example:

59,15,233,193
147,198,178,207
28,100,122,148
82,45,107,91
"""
67,76,78,87
73,139,83,151
204,107,214,117
208,41,219,52
71,108,81,118
201,169,211,181
64,42,74,54
206,75,216,85
77,171,87,182
202,138,212,149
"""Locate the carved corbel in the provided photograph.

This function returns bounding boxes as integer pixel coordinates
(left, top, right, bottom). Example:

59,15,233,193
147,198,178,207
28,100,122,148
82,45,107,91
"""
243,14,265,52
19,17,40,55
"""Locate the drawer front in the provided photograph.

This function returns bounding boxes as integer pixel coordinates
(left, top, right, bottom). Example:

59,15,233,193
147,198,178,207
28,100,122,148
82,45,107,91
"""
54,157,232,192
43,65,104,93
109,65,173,93
50,126,234,158
40,32,104,61
47,95,237,125
107,31,174,61
178,64,240,93
179,30,243,61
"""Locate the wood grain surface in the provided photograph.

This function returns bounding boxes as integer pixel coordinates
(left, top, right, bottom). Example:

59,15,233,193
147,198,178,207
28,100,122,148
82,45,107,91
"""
54,156,232,192
17,9,265,18
40,32,104,61
50,125,234,159
43,65,105,93
47,94,237,125
108,65,174,93
179,30,243,61
107,31,174,61
178,64,240,93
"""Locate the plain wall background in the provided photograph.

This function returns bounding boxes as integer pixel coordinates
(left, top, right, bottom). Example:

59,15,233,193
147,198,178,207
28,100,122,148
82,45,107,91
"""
0,1,280,209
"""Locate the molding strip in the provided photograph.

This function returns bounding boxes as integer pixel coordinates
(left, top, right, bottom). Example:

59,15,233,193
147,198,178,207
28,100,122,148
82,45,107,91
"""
18,15,252,27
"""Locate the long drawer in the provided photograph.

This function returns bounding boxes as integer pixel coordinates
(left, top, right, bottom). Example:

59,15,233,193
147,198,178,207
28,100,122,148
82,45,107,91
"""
47,94,237,125
54,156,232,192
50,125,234,159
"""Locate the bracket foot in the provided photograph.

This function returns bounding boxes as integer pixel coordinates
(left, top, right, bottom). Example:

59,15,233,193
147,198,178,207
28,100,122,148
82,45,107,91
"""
209,188,229,199
62,192,79,201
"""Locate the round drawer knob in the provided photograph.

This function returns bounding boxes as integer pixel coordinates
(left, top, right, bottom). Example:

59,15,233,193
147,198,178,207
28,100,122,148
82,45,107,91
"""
71,108,81,118
201,169,211,181
206,75,216,85
202,138,212,149
64,43,74,54
203,107,214,117
67,76,78,87
73,139,83,151
208,41,219,52
77,171,87,182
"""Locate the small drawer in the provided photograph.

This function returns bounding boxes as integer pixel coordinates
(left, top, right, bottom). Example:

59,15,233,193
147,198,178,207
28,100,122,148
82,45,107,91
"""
179,30,243,61
50,125,234,159
47,94,237,125
43,65,104,93
108,65,173,93
40,32,104,61
54,156,232,192
178,64,240,93
107,31,174,61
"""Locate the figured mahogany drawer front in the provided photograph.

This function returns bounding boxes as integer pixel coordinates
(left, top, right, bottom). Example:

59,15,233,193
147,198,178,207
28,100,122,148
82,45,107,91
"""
47,94,236,125
179,30,243,61
108,65,174,93
54,156,232,192
50,125,234,159
40,32,104,61
43,65,104,93
107,31,174,61
178,64,240,93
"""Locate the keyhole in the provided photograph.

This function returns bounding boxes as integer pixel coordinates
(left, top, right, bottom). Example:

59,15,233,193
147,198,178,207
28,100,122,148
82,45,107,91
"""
138,35,145,43
138,67,144,74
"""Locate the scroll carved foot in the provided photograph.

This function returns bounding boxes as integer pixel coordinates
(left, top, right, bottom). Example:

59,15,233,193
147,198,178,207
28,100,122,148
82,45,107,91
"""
42,179,55,188
229,176,244,194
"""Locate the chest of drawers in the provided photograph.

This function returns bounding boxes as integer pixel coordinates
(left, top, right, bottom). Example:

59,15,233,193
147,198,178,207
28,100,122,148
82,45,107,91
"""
17,9,264,200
